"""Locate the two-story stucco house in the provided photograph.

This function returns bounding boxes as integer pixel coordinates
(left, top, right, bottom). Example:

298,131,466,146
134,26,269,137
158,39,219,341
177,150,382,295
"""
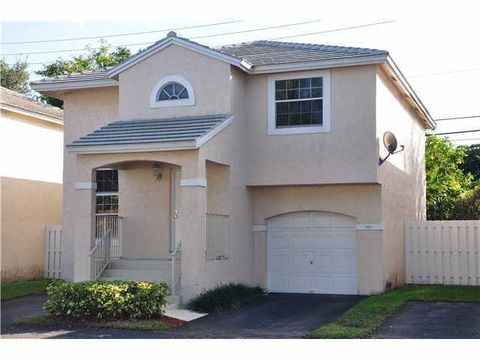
31,32,435,304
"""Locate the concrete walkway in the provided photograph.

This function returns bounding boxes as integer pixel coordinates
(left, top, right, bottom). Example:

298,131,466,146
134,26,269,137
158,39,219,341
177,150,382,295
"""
373,301,480,339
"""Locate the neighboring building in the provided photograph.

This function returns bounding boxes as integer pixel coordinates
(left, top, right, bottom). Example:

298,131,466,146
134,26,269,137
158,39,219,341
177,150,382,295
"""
31,32,434,303
0,86,63,282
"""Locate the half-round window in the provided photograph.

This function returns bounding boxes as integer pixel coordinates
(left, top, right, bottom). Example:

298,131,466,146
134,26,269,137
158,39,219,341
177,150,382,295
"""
150,75,195,108
158,82,189,101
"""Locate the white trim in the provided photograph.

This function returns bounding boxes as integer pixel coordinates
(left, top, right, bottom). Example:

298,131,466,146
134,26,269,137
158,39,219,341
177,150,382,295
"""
180,178,207,187
0,104,63,125
95,192,118,196
355,223,384,231
108,37,250,78
253,224,267,232
195,116,233,147
67,140,197,154
75,182,97,190
253,54,388,74
150,75,195,108
267,70,331,135
30,78,118,92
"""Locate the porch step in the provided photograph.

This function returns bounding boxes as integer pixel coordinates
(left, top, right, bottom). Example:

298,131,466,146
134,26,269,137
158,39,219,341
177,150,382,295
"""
109,258,171,270
100,269,171,283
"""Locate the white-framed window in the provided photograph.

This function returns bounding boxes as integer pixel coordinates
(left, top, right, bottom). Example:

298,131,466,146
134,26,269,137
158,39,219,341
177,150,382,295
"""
150,75,195,108
267,70,331,135
95,168,118,215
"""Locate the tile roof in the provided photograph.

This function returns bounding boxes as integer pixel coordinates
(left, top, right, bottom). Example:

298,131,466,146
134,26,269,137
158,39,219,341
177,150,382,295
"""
31,39,388,84
68,114,230,147
0,86,63,122
218,40,388,66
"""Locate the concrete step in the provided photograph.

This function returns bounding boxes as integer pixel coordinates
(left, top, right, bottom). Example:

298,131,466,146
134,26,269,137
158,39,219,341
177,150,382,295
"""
109,258,171,270
101,268,171,282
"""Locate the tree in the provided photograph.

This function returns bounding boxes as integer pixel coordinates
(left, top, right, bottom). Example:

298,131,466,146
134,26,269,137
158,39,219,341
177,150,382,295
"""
0,59,30,94
459,144,480,182
36,41,132,107
426,135,473,220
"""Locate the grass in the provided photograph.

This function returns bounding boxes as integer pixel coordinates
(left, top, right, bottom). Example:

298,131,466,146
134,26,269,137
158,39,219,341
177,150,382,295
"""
1,279,48,300
13,315,177,332
308,285,480,339
188,283,266,313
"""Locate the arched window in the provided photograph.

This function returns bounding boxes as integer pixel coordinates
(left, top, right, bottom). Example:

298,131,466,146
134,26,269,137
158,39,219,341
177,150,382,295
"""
150,75,195,107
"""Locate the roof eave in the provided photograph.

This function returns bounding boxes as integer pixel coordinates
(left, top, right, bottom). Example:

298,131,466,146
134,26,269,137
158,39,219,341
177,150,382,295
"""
248,54,389,74
0,103,63,125
30,78,118,95
382,57,436,130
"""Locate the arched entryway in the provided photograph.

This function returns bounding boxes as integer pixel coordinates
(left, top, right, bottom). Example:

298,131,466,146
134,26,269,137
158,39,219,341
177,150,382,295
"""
266,211,358,295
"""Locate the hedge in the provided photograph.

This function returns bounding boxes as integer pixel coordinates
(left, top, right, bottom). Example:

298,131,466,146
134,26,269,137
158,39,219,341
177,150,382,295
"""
44,280,169,319
188,283,266,313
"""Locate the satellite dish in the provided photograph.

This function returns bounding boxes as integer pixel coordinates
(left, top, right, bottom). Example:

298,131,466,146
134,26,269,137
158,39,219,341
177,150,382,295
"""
379,131,404,165
383,131,398,154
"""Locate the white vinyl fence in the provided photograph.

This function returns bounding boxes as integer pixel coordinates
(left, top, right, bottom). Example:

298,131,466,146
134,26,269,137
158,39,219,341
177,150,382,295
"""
406,221,480,285
45,225,63,279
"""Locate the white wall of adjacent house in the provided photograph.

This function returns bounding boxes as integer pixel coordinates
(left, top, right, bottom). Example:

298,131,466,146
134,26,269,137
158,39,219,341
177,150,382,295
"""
0,110,63,184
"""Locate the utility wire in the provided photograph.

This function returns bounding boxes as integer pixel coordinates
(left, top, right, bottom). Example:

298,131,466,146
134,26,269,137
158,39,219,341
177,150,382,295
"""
432,129,480,136
0,20,243,45
434,115,480,121
1,19,324,56
266,19,396,41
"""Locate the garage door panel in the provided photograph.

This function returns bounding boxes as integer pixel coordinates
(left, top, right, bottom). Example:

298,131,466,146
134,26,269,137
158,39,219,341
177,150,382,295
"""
267,211,358,295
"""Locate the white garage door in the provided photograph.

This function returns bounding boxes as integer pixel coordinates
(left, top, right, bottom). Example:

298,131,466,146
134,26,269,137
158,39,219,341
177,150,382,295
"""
267,211,358,295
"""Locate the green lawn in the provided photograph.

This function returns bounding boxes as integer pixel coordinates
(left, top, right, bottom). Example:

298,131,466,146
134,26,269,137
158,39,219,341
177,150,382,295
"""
13,316,176,332
308,285,480,339
1,279,48,300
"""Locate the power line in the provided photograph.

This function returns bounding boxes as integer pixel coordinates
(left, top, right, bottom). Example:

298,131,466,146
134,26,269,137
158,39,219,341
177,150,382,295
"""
266,19,396,41
434,115,480,121
1,19,324,57
0,20,242,45
450,138,480,142
433,129,480,136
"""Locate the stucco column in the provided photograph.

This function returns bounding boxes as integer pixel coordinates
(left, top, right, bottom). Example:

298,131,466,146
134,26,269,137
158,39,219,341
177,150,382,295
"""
71,177,96,282
177,182,207,302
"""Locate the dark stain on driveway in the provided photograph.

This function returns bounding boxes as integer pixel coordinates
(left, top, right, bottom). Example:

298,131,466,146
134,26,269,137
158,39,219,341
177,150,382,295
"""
2,293,364,339
373,301,480,339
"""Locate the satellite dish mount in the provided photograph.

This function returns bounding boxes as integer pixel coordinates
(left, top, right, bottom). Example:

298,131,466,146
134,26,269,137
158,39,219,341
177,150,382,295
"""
379,131,405,166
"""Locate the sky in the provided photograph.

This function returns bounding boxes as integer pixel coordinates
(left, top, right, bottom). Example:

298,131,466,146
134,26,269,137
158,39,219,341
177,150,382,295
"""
1,0,479,144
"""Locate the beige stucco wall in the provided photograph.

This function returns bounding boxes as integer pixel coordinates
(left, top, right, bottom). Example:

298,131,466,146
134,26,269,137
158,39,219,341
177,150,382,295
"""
376,68,427,288
251,184,385,294
118,162,173,259
245,65,379,186
1,177,62,281
118,44,232,120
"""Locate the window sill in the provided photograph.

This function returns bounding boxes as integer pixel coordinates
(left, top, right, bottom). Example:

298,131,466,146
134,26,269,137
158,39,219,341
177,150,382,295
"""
268,125,331,135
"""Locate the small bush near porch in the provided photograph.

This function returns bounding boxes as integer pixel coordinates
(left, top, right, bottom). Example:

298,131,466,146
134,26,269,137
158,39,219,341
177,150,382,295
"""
188,283,266,313
44,280,169,319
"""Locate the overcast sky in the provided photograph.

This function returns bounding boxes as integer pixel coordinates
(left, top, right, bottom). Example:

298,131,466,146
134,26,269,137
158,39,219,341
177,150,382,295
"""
2,0,479,144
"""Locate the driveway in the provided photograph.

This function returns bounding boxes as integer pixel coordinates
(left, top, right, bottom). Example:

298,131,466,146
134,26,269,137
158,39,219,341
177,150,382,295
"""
1,294,48,332
373,301,480,339
2,293,364,339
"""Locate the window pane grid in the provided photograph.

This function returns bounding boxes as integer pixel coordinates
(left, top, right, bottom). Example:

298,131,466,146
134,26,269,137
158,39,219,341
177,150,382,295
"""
96,169,119,215
275,77,324,128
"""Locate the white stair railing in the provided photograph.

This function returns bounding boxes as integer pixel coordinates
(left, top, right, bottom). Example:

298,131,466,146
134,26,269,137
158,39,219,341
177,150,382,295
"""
89,229,112,280
170,242,181,295
95,215,122,258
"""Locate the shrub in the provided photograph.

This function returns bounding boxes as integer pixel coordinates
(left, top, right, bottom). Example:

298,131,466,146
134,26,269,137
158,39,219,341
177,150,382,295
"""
44,280,169,319
188,283,265,313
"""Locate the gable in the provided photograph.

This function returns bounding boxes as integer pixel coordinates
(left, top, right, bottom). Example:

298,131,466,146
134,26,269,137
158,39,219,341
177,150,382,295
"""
118,44,233,120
